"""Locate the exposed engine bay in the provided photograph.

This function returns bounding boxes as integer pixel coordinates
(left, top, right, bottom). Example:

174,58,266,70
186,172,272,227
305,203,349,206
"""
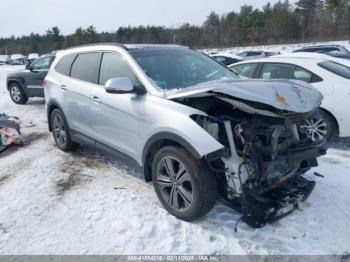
173,91,327,228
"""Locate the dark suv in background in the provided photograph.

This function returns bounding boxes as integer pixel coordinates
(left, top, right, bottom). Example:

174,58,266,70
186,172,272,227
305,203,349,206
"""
293,44,350,60
6,54,55,104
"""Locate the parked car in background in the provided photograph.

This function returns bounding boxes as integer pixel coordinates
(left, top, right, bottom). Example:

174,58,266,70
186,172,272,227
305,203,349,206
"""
27,53,40,64
10,54,25,65
0,55,10,65
6,53,55,104
44,44,326,227
211,53,243,66
274,52,350,66
230,55,350,142
284,49,350,61
293,44,350,55
237,50,266,60
236,50,271,60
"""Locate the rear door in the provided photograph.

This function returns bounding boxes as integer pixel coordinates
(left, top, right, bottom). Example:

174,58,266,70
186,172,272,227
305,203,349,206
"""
62,52,102,141
26,56,54,96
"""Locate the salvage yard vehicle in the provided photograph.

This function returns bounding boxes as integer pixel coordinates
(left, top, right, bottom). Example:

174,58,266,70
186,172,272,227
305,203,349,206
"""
0,55,10,65
6,53,55,104
293,44,350,55
45,44,326,227
210,53,243,66
230,54,350,142
236,50,268,60
27,53,40,64
10,54,25,65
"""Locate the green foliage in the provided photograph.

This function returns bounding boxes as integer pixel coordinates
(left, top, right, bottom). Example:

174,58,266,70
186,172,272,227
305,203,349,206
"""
0,1,349,54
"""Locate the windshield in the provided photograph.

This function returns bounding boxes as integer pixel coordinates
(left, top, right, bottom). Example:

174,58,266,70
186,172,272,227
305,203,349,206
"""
130,48,238,90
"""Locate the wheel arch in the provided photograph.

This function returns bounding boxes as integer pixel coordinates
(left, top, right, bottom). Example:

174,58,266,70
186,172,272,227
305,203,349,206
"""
142,132,201,182
7,78,29,96
47,100,65,132
319,107,339,137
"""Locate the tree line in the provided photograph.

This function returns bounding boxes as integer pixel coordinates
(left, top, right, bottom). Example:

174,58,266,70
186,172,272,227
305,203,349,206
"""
1,0,350,55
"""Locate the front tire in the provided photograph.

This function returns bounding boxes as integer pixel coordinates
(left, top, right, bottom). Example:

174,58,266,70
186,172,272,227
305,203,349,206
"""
152,146,217,221
300,109,337,142
9,83,28,104
50,109,76,152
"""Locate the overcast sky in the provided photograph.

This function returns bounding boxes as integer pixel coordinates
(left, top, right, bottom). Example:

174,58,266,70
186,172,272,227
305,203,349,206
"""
1,0,294,37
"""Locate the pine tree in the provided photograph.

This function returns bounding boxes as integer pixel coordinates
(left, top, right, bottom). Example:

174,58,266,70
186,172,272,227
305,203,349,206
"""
295,0,324,41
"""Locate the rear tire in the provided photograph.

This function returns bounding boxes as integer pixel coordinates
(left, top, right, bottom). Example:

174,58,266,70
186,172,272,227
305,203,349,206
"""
50,109,76,152
152,146,217,221
9,83,28,104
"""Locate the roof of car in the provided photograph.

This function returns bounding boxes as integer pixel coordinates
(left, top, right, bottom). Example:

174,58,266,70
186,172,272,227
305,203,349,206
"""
63,43,188,52
298,44,342,49
238,50,264,53
211,53,243,60
231,55,327,67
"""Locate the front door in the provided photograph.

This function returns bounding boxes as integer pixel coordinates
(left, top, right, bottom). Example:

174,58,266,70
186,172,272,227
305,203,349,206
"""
26,56,54,96
89,52,145,160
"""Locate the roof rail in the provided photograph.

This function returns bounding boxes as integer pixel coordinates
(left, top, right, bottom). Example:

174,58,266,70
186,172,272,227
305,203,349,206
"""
63,42,127,51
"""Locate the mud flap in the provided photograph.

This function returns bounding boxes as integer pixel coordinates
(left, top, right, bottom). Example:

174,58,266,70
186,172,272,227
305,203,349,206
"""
241,176,316,228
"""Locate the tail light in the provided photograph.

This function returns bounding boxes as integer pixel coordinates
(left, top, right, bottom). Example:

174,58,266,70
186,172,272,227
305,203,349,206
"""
43,79,48,87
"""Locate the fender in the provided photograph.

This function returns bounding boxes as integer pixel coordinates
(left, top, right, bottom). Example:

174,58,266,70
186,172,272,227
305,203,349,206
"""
6,77,29,97
142,132,202,181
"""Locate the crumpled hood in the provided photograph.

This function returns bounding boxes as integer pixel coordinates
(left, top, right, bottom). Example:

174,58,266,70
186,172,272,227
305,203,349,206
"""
167,79,323,113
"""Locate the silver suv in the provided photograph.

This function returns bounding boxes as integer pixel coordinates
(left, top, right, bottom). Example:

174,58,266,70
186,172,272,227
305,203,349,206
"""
45,44,326,227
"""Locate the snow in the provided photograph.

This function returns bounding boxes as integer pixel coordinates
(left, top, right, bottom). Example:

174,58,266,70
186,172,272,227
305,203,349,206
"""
0,57,350,255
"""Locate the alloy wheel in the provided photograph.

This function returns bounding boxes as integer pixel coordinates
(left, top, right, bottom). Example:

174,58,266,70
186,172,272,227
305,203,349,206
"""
156,156,194,211
300,117,328,142
52,113,67,147
10,86,22,102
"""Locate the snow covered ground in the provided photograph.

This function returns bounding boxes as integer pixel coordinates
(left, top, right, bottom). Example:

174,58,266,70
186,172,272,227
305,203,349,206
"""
0,61,349,255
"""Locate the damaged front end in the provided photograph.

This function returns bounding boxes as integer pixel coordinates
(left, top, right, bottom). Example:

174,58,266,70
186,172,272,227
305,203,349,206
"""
170,80,327,228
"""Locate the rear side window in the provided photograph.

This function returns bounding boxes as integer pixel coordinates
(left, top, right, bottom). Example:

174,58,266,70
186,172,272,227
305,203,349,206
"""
323,47,339,53
99,53,141,86
55,54,77,76
261,63,294,79
318,61,350,79
233,63,258,78
293,66,312,82
70,53,101,84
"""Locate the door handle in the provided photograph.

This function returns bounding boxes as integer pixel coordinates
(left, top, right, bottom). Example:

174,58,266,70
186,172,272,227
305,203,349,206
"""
60,85,67,90
90,96,101,103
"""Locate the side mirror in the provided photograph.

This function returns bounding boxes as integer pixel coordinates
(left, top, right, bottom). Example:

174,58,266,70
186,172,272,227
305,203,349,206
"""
105,77,143,94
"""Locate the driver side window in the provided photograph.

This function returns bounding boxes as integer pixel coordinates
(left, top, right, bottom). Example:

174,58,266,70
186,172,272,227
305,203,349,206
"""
99,52,141,86
31,56,52,70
